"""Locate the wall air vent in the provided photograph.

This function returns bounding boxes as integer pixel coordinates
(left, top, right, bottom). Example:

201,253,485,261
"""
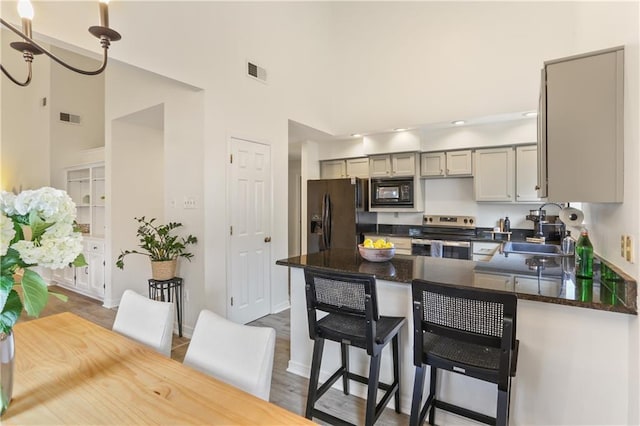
247,61,267,84
59,112,81,124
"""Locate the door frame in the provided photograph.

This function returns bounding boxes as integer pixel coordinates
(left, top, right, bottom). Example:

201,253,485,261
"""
225,135,273,323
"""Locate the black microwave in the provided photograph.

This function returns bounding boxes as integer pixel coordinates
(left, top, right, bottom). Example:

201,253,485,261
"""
370,178,414,207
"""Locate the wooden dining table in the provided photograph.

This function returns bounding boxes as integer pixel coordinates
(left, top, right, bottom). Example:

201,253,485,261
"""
3,312,313,425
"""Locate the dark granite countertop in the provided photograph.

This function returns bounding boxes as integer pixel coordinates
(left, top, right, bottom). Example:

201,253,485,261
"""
276,248,637,315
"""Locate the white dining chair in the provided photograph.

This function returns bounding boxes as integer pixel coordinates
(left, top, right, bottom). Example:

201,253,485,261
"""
183,309,276,401
112,289,174,356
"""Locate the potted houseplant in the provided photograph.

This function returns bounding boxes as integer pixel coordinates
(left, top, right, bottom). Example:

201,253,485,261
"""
116,216,197,280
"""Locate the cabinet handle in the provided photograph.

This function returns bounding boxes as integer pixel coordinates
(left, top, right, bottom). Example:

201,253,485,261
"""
264,236,272,243
535,185,540,190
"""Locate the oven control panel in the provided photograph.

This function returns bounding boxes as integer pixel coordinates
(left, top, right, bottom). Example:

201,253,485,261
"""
423,215,476,229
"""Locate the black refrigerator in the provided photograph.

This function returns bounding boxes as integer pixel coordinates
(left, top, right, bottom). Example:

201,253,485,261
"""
307,178,377,253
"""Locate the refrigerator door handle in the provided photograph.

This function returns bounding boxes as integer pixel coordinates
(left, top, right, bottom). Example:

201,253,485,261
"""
322,193,331,249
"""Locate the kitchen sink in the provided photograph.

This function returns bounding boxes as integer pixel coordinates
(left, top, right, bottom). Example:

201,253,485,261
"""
501,241,567,257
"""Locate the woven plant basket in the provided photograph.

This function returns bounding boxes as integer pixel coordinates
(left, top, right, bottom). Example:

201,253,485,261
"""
151,259,177,281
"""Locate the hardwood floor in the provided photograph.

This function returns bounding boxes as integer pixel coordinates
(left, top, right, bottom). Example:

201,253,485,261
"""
20,286,409,425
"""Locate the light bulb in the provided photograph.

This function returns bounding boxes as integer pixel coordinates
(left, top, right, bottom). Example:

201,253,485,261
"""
17,0,34,20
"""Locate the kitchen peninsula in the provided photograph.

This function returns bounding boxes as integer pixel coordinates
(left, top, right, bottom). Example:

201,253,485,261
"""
277,249,637,425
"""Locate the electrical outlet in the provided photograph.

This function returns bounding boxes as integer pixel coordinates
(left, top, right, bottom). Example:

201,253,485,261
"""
621,235,626,258
183,197,197,209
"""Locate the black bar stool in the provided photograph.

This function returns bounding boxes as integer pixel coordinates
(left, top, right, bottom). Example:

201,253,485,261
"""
303,266,406,426
410,279,519,426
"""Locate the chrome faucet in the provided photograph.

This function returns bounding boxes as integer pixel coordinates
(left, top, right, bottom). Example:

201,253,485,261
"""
535,202,565,238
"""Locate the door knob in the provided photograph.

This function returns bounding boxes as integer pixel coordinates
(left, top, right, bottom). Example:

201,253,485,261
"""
264,236,272,243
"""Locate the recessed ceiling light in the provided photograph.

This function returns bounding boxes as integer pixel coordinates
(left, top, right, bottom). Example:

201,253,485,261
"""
393,128,408,132
523,111,538,117
351,133,362,138
452,120,466,126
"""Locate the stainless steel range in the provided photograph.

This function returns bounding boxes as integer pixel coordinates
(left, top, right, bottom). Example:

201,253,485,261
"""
411,215,476,259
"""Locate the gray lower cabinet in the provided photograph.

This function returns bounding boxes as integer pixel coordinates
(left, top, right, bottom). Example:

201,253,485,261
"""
540,46,624,202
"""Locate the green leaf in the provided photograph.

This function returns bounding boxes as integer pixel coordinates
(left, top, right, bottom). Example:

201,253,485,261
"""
0,275,14,313
0,290,22,334
0,248,21,272
72,253,87,267
49,291,69,303
20,268,49,317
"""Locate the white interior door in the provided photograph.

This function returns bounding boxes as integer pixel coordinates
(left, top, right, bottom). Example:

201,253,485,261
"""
228,137,271,324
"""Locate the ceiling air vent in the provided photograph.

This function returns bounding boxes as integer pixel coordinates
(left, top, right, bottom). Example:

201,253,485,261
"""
247,61,267,84
59,112,81,124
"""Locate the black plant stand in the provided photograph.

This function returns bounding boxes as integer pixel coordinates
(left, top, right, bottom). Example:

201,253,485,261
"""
148,277,183,337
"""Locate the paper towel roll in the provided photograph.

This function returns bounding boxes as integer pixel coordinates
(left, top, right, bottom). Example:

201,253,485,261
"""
559,207,584,227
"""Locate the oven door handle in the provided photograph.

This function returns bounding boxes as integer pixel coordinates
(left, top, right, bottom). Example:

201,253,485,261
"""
411,239,470,248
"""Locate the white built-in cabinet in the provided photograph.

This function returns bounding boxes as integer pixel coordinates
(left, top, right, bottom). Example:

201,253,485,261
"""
515,145,541,202
540,46,624,202
369,152,417,177
52,237,105,300
421,150,473,177
474,147,515,202
53,162,106,301
65,163,106,237
320,157,369,179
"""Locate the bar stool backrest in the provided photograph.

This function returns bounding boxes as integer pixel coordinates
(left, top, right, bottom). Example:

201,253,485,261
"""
412,280,517,374
304,267,379,353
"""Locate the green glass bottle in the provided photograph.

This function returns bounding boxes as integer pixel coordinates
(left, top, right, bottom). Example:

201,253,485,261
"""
575,229,594,278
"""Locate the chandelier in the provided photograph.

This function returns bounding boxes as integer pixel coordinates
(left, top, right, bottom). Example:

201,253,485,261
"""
0,0,121,87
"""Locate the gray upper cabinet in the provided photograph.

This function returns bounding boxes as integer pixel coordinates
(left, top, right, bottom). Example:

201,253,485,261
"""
320,157,369,179
515,145,541,203
474,147,515,202
320,159,346,179
369,153,417,177
421,150,473,178
540,46,624,202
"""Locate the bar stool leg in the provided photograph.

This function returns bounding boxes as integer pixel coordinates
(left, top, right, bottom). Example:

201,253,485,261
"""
410,365,426,426
306,338,325,419
341,342,350,395
365,353,381,426
428,366,437,425
392,334,401,413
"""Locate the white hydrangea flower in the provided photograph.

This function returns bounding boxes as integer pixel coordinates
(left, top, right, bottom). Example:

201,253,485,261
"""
12,231,83,269
13,187,76,224
0,191,17,215
0,213,15,256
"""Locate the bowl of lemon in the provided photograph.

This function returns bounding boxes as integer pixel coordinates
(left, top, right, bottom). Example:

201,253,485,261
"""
358,238,395,262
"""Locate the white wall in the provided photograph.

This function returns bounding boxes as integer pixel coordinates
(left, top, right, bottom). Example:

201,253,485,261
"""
288,157,301,256
110,112,164,300
105,63,205,336
48,46,105,190
1,28,51,192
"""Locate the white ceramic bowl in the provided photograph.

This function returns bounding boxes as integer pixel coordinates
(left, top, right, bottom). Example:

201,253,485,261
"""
358,244,395,262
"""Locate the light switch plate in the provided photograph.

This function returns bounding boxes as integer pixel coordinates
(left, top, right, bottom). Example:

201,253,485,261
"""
625,235,633,263
183,197,197,209
621,235,626,258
